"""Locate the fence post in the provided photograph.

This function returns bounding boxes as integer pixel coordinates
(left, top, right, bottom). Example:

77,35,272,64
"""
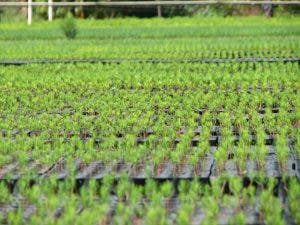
157,5,162,17
28,0,32,25
48,0,53,21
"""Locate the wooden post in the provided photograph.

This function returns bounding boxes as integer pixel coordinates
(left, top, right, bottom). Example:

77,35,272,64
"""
48,0,53,21
79,0,84,18
157,5,162,17
263,0,273,17
28,0,32,25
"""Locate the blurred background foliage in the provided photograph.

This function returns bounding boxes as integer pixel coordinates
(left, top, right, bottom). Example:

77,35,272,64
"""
0,0,299,22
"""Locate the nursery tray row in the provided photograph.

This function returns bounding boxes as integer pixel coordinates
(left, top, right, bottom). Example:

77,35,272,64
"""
0,152,299,182
0,180,297,225
0,200,297,225
0,56,299,66
2,126,295,149
3,105,294,121
0,202,289,225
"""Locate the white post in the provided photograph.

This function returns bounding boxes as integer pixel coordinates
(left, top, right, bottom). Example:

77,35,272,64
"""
28,0,32,25
157,5,162,17
48,0,53,21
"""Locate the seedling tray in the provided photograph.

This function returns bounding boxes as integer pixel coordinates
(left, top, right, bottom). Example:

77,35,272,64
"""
0,56,298,66
1,158,298,183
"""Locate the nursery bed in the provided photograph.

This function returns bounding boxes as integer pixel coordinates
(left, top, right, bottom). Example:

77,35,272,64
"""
0,177,299,225
0,16,299,224
0,56,299,66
